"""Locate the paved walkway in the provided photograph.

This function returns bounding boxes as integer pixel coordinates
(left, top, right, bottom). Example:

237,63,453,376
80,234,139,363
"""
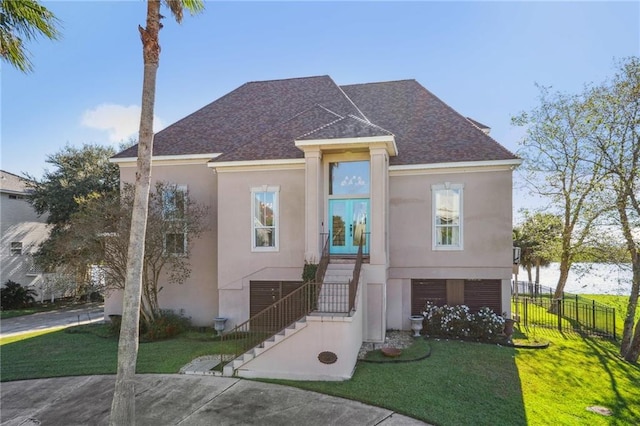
0,306,429,425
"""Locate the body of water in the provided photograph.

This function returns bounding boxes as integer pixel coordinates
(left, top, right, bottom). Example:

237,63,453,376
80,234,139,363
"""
516,262,633,295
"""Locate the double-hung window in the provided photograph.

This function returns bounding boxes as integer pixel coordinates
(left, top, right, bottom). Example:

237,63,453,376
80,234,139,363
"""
10,241,23,256
163,185,188,256
432,183,463,250
251,185,279,251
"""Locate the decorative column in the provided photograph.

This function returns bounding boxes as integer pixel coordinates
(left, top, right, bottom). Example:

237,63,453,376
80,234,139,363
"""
304,147,322,262
369,145,388,265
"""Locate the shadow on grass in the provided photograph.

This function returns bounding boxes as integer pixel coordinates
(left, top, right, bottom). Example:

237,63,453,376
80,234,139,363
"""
580,333,640,421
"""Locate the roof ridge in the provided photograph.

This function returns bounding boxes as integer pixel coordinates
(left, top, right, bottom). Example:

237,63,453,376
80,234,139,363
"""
336,84,369,122
296,114,393,140
346,114,394,136
244,75,330,85
340,79,418,89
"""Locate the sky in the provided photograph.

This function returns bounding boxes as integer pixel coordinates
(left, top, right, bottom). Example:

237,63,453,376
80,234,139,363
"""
1,1,639,220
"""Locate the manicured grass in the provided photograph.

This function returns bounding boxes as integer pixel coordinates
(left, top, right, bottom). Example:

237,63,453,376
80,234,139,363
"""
0,324,232,382
273,330,639,426
2,323,639,425
584,294,640,338
515,326,640,425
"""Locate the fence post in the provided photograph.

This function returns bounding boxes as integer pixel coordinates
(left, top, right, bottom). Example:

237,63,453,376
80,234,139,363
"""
557,299,563,332
613,308,616,340
575,294,579,325
592,300,596,331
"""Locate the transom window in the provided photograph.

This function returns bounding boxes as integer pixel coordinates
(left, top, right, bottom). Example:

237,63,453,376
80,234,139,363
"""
251,186,280,251
432,183,463,250
329,161,370,196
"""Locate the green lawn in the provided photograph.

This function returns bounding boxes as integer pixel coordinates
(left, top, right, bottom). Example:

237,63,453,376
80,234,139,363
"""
1,323,639,425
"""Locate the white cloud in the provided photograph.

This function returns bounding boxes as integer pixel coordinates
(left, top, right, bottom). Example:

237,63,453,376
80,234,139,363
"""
81,103,164,143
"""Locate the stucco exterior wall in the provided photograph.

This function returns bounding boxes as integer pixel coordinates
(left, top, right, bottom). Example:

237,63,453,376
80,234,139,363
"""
386,168,514,329
216,167,306,329
236,278,364,381
109,162,218,326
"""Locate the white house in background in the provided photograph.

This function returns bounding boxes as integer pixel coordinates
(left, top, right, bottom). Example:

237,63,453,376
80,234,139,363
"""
108,76,521,380
0,170,51,299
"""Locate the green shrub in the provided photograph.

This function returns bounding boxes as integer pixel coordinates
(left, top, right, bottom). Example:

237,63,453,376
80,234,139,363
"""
422,302,506,342
1,280,37,310
141,310,191,342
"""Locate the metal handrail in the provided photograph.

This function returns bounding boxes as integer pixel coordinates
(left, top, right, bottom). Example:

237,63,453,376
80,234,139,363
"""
221,234,331,371
348,238,364,312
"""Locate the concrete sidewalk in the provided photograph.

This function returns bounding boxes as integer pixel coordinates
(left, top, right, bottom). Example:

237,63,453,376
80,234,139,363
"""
0,374,428,425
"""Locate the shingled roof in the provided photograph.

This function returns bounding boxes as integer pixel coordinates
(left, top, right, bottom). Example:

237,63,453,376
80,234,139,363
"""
113,76,517,165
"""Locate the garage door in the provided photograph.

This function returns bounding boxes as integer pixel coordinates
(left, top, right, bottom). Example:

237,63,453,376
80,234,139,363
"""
464,279,502,313
411,279,446,315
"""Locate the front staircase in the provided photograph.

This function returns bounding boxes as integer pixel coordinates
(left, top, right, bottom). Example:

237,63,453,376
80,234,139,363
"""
214,239,365,379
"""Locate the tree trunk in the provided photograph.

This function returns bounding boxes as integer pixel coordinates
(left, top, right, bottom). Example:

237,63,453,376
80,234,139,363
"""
553,251,571,300
110,1,161,424
623,316,640,363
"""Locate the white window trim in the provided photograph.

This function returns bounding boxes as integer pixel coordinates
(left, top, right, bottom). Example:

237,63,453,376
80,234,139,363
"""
10,241,23,256
162,184,188,221
431,182,464,251
251,185,280,252
163,231,187,257
162,184,188,256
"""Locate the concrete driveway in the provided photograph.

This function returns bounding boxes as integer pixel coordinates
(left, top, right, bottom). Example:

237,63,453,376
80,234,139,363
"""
0,307,429,425
0,374,428,425
0,303,104,337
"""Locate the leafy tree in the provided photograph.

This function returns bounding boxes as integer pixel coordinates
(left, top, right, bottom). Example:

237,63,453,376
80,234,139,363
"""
1,280,37,309
514,212,562,285
513,85,608,300
0,0,60,72
111,1,204,423
62,182,207,328
25,144,119,296
585,57,640,363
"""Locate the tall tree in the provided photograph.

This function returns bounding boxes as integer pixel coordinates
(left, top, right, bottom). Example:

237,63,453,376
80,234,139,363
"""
59,182,207,328
25,144,119,295
586,57,640,362
513,85,608,300
0,0,60,72
110,1,204,424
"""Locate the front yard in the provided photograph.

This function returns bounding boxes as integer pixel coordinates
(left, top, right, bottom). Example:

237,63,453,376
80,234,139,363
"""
1,324,638,425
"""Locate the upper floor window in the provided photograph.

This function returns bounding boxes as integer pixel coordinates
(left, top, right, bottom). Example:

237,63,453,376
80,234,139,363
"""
162,184,187,256
432,183,464,250
10,242,23,256
163,185,187,220
251,186,279,251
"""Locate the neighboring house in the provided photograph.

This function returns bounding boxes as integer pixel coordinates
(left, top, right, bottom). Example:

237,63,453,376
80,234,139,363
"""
108,76,520,380
0,170,51,299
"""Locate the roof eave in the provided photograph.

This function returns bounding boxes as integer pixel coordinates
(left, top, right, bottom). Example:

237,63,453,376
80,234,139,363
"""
294,135,397,156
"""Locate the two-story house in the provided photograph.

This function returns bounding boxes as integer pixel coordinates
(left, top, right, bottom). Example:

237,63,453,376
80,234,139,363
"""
108,76,520,380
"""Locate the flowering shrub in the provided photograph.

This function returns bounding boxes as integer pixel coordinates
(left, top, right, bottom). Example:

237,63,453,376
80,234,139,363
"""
422,302,506,342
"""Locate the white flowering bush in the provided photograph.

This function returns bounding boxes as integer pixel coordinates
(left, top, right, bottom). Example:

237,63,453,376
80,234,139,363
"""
422,303,506,342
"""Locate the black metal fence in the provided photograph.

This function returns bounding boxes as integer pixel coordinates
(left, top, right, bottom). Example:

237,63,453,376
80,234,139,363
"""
512,281,616,339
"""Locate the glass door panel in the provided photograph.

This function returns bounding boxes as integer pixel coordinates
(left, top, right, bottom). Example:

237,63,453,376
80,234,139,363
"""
329,199,369,255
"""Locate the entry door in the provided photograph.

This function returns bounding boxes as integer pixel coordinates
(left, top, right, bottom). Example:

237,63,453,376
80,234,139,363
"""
329,199,369,255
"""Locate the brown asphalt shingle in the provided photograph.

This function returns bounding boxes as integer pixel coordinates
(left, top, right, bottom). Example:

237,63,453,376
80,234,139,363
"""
114,76,517,166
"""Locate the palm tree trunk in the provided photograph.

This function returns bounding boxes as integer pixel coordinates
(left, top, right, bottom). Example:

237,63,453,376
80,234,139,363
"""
110,1,161,424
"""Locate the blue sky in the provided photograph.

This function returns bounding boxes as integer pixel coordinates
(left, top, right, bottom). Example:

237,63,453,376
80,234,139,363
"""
2,1,638,218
